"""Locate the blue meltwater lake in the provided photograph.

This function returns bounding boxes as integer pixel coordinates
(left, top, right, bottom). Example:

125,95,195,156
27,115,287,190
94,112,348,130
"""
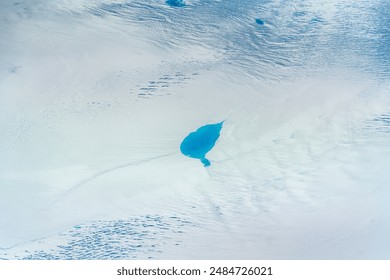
180,122,223,166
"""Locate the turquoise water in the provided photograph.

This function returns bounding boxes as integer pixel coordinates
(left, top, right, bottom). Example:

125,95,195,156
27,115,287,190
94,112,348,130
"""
166,0,185,7
180,122,223,167
255,18,264,25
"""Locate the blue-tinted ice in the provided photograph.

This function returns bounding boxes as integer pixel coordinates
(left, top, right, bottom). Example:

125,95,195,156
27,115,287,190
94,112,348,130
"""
180,122,223,167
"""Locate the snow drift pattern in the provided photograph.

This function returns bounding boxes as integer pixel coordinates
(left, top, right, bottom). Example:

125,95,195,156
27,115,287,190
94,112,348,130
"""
0,0,389,259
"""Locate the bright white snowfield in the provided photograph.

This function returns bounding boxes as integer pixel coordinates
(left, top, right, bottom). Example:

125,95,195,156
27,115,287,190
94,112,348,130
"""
0,0,389,259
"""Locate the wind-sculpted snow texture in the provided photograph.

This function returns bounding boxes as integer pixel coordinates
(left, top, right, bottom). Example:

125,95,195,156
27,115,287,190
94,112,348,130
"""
0,0,390,259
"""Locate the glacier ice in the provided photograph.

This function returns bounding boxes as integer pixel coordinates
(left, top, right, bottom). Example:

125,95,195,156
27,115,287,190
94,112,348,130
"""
0,0,390,259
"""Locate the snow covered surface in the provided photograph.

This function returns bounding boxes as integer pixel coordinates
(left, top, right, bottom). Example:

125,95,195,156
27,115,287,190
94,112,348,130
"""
0,0,389,259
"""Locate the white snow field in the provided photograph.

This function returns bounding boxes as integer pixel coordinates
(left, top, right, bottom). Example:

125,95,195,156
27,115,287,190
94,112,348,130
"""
0,0,389,259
